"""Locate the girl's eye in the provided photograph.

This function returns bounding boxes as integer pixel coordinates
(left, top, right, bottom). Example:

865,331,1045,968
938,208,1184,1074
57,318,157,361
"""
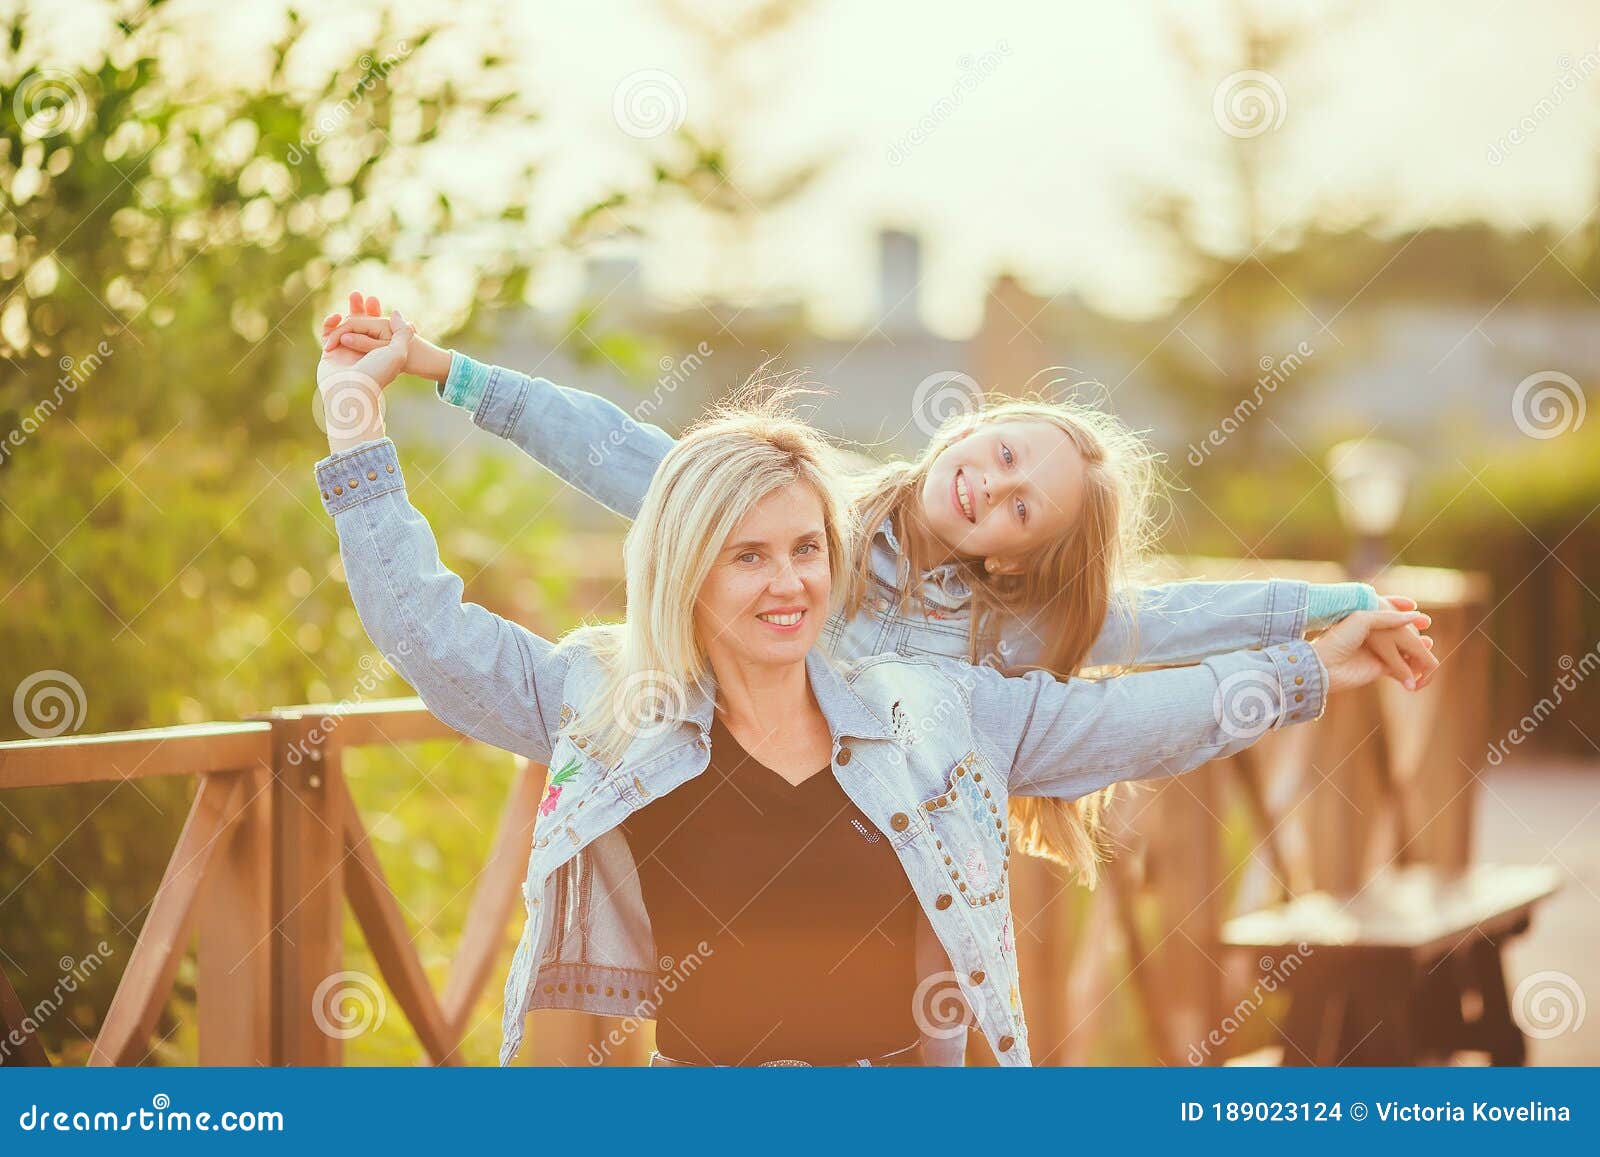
1014,499,1027,524
796,542,819,556
738,552,761,565
1000,443,1015,467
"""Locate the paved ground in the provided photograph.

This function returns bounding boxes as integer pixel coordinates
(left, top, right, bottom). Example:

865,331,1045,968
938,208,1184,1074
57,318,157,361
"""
1474,758,1600,1065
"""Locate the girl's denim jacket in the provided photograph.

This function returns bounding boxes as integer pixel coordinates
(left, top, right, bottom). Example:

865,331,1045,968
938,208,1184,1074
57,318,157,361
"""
434,355,1377,671
314,434,1337,1069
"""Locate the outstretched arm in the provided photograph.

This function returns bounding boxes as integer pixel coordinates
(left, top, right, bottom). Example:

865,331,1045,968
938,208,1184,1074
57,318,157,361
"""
997,577,1389,670
322,302,673,520
971,607,1432,801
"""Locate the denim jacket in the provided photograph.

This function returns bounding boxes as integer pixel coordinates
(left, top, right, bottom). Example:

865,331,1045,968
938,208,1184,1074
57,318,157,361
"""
435,356,1376,669
314,437,1331,1068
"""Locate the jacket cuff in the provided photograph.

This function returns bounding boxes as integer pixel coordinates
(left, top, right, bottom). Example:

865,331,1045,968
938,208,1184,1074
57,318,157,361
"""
1213,637,1327,740
1305,581,1380,628
438,350,493,412
314,438,404,517
1267,639,1327,727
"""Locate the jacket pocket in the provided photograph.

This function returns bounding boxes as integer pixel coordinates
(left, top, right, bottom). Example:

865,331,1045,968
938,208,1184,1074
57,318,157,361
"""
919,751,1009,909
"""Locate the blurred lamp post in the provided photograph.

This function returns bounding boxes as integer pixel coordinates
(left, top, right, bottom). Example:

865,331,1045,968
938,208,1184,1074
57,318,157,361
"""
1326,439,1413,580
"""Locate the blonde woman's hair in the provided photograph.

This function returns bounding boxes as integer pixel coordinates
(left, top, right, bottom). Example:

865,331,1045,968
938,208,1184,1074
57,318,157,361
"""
562,381,853,767
844,396,1164,887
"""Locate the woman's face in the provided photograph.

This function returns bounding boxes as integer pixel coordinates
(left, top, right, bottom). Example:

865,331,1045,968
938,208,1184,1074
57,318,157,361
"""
693,481,832,671
916,418,1086,569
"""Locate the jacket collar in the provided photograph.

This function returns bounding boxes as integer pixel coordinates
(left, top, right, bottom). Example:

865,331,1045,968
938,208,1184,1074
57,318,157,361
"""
684,648,894,743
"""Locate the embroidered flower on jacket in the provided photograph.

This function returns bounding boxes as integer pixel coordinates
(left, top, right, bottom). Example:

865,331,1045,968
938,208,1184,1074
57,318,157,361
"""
538,758,581,817
1000,911,1014,956
966,846,991,890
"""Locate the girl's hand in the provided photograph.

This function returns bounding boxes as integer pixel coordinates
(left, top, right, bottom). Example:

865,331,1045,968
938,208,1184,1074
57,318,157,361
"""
321,291,451,383
316,309,415,452
1368,594,1437,690
1310,608,1433,694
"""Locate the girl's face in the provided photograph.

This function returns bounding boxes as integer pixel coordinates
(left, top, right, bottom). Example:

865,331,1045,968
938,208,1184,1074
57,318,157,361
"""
694,481,832,671
916,418,1086,570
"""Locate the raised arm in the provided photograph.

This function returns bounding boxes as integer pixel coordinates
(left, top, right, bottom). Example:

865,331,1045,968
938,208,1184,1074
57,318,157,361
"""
314,435,570,762
996,577,1381,670
435,352,675,520
969,607,1429,801
322,302,675,519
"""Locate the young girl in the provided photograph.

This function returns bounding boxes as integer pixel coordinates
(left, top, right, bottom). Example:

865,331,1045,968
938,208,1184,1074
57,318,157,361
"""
320,294,1434,887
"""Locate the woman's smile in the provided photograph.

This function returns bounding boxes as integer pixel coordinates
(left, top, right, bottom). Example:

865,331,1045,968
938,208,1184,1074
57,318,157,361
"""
756,606,807,632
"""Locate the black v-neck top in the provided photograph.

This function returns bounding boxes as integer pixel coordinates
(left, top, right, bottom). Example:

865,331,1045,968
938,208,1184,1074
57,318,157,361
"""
618,716,920,1064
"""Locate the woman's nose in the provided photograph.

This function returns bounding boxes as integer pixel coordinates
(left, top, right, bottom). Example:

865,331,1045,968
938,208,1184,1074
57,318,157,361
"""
769,560,803,593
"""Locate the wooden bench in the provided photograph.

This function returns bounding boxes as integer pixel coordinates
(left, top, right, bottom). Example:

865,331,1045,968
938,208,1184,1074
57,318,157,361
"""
1222,863,1561,1065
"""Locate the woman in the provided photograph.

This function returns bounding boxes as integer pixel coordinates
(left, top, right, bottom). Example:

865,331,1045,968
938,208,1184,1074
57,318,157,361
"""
313,314,1430,1067
321,295,1435,886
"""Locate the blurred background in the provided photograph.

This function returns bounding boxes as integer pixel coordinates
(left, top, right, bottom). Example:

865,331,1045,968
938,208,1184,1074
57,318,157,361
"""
1,0,1596,1066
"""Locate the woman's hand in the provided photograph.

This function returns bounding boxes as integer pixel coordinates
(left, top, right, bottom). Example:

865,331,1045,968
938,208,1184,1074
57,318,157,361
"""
1311,608,1434,694
321,291,451,383
316,308,415,453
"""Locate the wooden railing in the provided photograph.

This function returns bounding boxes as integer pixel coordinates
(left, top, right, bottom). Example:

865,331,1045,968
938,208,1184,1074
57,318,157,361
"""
0,560,1492,1067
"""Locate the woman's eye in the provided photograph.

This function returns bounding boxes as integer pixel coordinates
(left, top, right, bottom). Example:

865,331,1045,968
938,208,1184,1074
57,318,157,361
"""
1000,443,1015,466
796,542,819,555
738,552,761,565
1014,499,1027,523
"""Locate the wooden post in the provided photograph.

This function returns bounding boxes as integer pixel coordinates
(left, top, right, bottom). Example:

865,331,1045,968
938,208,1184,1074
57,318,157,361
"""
1151,763,1223,1058
265,712,347,1065
197,764,275,1065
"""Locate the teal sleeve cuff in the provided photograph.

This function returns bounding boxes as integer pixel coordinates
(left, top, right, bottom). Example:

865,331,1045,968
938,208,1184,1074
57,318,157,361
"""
1305,581,1380,628
438,350,492,412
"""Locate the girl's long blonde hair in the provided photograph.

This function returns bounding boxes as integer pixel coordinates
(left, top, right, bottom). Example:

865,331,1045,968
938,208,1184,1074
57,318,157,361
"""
563,386,853,767
844,397,1164,887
